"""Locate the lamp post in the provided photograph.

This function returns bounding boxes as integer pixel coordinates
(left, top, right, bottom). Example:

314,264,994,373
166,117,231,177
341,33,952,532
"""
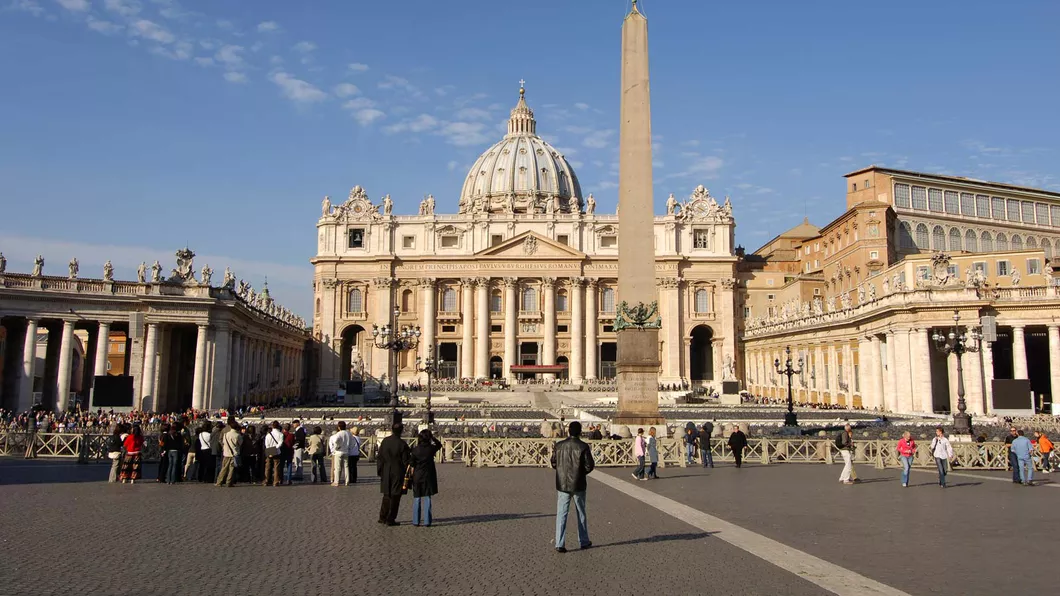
931,309,981,435
774,346,803,427
372,305,420,426
416,344,438,426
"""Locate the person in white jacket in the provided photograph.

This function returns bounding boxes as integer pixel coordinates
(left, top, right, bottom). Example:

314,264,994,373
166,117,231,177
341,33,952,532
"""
328,421,351,487
929,427,955,488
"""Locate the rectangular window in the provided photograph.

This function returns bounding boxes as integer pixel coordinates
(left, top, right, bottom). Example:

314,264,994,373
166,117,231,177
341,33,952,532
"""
944,190,960,214
440,235,459,248
557,293,569,312
894,183,911,208
869,250,879,259
1036,203,1050,226
490,234,503,247
743,307,750,318
976,195,990,219
401,236,415,249
600,236,617,248
928,188,944,212
997,260,1010,276
602,324,614,333
767,279,774,286
441,325,456,333
813,288,821,295
947,264,959,278
1022,201,1036,223
991,197,1006,219
348,228,365,249
1052,206,1060,227
814,259,819,268
917,266,930,281
1006,199,1021,222
557,324,569,333
972,262,986,274
766,293,775,301
490,324,502,333
557,234,569,246
959,193,975,216
693,230,710,249
1027,258,1041,275
490,294,502,312
911,186,928,210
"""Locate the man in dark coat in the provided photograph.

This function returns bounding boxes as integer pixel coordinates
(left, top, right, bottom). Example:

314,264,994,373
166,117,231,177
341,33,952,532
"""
727,424,748,468
550,421,594,553
377,423,411,526
701,420,715,468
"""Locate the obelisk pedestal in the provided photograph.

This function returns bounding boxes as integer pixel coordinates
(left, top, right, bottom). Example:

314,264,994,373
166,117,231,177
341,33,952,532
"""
614,1,663,429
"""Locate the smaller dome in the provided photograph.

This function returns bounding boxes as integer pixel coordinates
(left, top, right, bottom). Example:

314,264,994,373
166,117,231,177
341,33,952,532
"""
459,85,583,215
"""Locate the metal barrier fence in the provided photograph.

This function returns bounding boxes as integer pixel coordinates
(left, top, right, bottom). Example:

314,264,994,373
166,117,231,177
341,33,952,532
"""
0,431,1043,471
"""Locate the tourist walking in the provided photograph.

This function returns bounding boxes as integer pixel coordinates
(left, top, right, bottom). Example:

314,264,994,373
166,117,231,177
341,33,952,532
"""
631,428,647,481
262,421,284,487
209,421,224,482
377,423,411,526
646,427,659,479
292,420,306,482
307,426,328,483
410,429,443,527
119,425,145,484
551,421,594,553
896,431,917,487
683,427,698,465
183,423,198,481
196,423,213,482
727,424,747,468
106,424,125,483
928,427,954,488
328,421,351,486
155,423,170,483
701,420,715,468
216,419,243,487
1004,426,1020,483
1010,430,1034,486
240,425,258,483
348,428,362,484
280,423,295,485
836,424,857,484
161,424,183,484
1034,431,1052,473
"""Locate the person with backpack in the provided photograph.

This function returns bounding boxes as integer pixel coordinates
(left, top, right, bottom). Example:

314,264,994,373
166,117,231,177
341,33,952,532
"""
307,426,328,483
262,421,285,487
836,424,857,485
929,427,955,488
701,420,715,468
631,428,647,481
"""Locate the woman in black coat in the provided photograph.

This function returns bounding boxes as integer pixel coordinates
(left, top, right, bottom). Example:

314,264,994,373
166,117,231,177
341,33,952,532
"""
410,429,442,527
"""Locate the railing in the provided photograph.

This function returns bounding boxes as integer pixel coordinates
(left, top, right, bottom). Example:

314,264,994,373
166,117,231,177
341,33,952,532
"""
0,432,1038,472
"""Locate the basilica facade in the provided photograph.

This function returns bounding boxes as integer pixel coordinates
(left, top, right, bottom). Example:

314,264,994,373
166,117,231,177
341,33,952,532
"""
311,89,740,396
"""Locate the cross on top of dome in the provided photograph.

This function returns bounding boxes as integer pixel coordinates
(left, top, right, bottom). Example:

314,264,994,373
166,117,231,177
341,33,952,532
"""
507,81,535,137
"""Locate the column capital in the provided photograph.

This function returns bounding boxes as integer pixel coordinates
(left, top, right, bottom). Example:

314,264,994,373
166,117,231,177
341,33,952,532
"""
502,277,519,288
657,276,681,289
585,278,599,289
542,276,557,288
568,276,585,288
1047,324,1060,332
474,276,490,287
371,277,396,288
460,277,476,288
419,278,436,289
321,278,340,289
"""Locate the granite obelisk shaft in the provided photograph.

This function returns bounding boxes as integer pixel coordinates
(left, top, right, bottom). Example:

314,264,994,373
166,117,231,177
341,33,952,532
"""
615,2,662,425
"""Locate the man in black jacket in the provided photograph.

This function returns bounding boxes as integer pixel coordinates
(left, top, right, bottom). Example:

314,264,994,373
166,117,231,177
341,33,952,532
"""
292,420,307,482
377,423,411,526
727,424,748,468
550,421,595,553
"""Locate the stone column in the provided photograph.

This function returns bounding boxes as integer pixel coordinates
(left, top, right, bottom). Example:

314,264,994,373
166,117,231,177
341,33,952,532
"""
191,324,209,410
229,333,240,403
569,278,585,383
659,278,681,384
585,280,598,380
460,278,475,379
962,346,985,416
19,318,38,412
813,345,824,400
503,278,518,381
913,328,933,414
55,320,76,411
1048,325,1060,412
94,321,110,377
320,278,339,383
857,338,871,408
869,335,883,411
1012,325,1028,379
883,331,897,412
893,329,914,413
542,277,557,379
139,323,160,412
212,324,232,409
474,278,490,379
421,280,437,368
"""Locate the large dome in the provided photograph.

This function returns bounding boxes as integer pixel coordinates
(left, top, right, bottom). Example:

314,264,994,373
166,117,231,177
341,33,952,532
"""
458,87,583,214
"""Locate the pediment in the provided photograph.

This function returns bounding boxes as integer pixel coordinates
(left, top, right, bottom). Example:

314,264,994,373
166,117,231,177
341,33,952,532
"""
475,231,585,259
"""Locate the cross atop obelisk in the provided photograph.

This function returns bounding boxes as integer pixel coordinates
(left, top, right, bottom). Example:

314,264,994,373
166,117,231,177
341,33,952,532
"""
614,0,662,427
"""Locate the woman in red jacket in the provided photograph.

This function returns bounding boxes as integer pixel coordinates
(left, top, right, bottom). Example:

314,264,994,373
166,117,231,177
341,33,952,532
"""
896,431,917,488
120,426,146,484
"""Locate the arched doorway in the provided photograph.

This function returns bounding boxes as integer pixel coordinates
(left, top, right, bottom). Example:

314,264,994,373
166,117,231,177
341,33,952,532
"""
689,325,714,382
339,325,364,382
556,356,569,380
489,356,503,379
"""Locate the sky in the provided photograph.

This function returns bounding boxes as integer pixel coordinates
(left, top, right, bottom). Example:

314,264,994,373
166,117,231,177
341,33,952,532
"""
1,0,1058,319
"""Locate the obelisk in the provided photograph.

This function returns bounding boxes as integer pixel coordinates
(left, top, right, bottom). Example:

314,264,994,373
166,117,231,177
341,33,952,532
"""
615,0,662,427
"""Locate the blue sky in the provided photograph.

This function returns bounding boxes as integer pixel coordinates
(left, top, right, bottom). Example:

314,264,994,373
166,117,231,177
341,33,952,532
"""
1,0,1058,318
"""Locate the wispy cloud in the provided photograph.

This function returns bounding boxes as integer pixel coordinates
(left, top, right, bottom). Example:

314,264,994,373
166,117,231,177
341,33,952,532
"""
453,107,491,121
214,44,244,69
86,16,124,35
56,0,89,12
103,0,139,16
348,62,369,73
583,129,616,149
270,71,327,103
342,97,376,110
292,40,315,53
384,113,439,134
353,109,385,126
378,74,422,98
447,160,459,172
256,20,279,33
333,83,360,98
223,71,247,84
574,102,590,110
11,0,45,15
129,18,176,44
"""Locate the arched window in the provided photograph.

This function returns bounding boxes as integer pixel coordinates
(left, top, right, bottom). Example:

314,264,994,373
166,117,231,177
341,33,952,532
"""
441,287,457,311
315,298,321,315
899,221,914,249
490,289,502,312
1042,239,1053,259
915,224,929,249
932,226,946,251
601,287,616,313
965,230,978,252
556,289,569,312
996,233,1009,251
694,289,709,314
347,288,362,313
521,287,537,311
981,232,993,252
1011,234,1024,250
401,289,413,312
1026,236,1038,249
948,228,962,251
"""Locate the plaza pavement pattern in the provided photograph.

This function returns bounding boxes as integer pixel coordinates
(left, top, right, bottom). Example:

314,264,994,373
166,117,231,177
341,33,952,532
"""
0,459,1054,596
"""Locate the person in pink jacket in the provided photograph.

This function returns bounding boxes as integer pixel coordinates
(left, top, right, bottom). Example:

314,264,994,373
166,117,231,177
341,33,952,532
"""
896,431,917,487
631,428,647,481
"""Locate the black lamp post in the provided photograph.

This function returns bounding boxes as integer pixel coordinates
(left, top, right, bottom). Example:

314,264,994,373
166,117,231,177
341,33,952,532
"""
372,305,420,427
416,344,438,426
774,346,802,426
931,309,981,435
